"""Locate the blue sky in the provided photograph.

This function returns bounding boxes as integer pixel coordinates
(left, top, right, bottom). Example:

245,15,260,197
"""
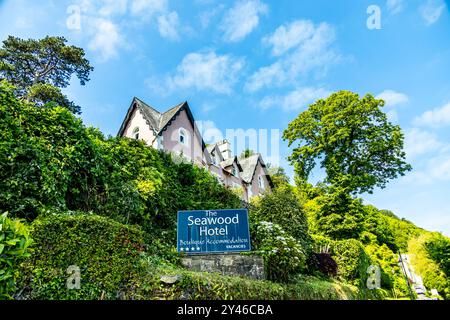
1,0,449,235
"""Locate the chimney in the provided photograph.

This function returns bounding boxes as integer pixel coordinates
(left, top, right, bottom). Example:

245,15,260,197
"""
217,139,232,160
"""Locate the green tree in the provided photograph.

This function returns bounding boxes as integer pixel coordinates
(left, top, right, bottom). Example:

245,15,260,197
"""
425,234,450,277
250,185,311,249
283,90,411,195
240,149,255,158
0,36,93,114
267,165,290,188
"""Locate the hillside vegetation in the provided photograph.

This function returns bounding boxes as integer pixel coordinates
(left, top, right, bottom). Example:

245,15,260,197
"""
1,79,449,300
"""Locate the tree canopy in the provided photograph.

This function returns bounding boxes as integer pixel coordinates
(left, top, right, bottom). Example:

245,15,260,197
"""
0,36,93,114
283,90,411,195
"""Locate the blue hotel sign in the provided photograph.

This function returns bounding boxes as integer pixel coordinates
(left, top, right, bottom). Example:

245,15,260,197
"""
177,209,251,254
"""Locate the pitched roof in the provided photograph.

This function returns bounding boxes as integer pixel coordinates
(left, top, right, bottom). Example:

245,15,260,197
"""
118,97,193,135
237,154,274,188
158,102,185,132
238,154,261,183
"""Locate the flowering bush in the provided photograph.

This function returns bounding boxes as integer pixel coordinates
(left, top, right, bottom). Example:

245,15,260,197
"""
251,221,307,282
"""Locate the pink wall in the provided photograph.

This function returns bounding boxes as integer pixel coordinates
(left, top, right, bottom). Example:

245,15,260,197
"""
161,109,205,165
249,161,270,197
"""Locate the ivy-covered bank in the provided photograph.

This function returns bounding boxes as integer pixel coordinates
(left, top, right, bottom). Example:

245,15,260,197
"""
1,79,449,300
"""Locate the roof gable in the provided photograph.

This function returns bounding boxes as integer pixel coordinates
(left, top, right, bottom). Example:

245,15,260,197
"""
118,98,210,160
206,143,225,164
238,154,273,188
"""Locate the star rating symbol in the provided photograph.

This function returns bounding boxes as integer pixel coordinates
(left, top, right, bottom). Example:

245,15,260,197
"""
180,246,202,252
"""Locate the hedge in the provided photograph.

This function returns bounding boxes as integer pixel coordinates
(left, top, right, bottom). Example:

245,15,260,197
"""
16,214,145,300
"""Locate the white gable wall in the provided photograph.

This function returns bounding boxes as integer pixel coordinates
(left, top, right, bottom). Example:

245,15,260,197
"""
122,108,156,146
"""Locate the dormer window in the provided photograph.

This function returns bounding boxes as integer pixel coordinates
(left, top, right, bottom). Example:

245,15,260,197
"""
258,176,265,189
179,128,188,146
232,166,237,176
132,127,139,140
212,152,217,165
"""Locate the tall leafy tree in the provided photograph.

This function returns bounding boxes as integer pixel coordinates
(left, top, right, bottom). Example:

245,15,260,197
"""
267,165,290,188
283,90,411,195
0,36,93,114
240,149,255,158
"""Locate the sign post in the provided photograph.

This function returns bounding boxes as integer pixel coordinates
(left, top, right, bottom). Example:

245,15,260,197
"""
177,209,251,254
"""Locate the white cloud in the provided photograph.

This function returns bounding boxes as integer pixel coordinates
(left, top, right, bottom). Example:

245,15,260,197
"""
404,128,444,159
199,5,225,29
419,0,446,26
376,90,409,107
98,0,128,17
220,0,268,42
157,11,180,41
259,87,330,111
262,20,316,56
413,102,450,127
154,51,245,94
386,0,404,15
246,20,338,92
87,18,123,61
130,0,168,17
429,155,450,181
386,110,399,123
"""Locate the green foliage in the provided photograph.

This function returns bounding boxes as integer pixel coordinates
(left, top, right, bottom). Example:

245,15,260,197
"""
17,214,145,300
312,235,370,287
0,80,241,245
0,81,99,219
408,233,450,299
283,90,411,195
310,188,365,240
250,184,311,248
332,239,371,286
0,36,93,114
135,256,379,300
424,233,450,277
26,83,80,114
0,213,32,300
239,149,255,158
365,243,409,297
267,165,290,188
251,221,307,282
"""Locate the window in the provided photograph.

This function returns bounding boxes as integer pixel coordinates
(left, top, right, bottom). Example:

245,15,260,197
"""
132,127,139,140
212,152,217,165
231,166,237,176
179,128,188,145
258,176,265,189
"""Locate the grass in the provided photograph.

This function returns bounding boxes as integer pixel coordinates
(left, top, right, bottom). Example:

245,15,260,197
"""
132,255,389,300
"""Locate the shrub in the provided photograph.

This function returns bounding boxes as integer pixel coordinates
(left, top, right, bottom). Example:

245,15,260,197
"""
250,221,307,282
311,235,371,287
250,185,311,250
309,253,338,278
364,243,409,297
424,233,450,277
331,239,371,286
17,213,146,300
0,213,32,299
408,233,450,299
